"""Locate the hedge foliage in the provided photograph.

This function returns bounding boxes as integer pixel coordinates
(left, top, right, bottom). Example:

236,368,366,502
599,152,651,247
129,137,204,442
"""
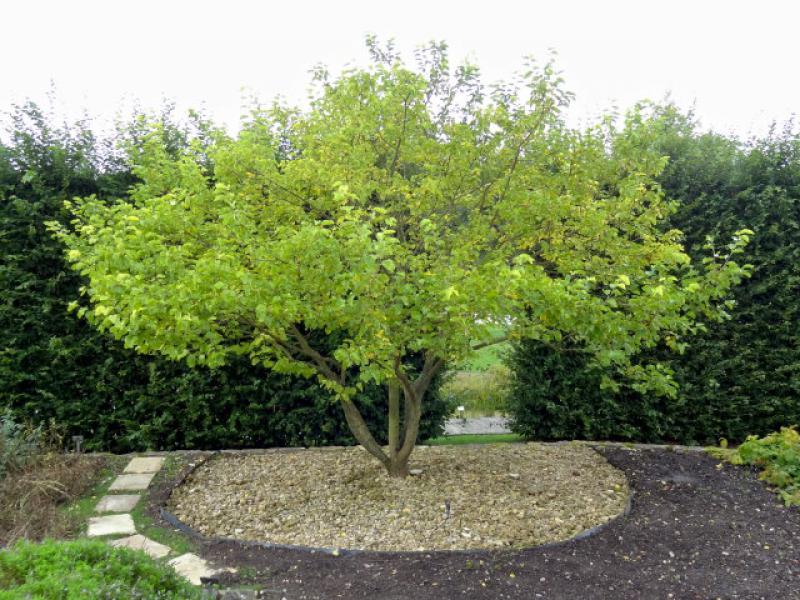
0,102,449,452
508,107,800,445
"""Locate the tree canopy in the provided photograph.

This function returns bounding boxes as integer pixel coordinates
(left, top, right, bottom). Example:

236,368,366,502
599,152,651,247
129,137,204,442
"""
507,107,800,445
55,41,750,476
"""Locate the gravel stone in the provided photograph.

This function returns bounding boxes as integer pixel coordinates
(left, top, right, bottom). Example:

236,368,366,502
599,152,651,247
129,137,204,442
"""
168,443,628,551
444,416,511,435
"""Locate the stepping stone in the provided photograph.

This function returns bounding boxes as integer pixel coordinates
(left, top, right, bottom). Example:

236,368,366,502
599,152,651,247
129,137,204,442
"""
109,534,171,559
168,553,218,585
124,456,165,474
87,513,136,537
109,473,155,491
95,494,140,513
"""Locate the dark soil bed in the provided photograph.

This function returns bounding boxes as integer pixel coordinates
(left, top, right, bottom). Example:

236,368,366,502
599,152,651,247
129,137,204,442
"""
150,447,800,599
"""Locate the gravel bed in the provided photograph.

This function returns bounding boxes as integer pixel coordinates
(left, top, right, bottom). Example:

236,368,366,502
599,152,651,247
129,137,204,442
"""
168,443,628,552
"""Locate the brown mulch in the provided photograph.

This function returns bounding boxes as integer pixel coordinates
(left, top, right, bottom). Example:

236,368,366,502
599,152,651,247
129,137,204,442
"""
0,453,108,545
149,447,800,599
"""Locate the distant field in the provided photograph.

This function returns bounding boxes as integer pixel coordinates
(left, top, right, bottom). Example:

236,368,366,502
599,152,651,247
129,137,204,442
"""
456,324,510,371
440,368,510,417
458,341,511,371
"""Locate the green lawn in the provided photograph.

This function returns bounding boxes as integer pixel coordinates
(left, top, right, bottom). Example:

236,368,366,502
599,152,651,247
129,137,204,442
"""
425,433,524,446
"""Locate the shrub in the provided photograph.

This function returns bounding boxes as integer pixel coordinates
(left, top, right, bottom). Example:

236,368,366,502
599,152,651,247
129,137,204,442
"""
729,427,800,506
0,539,201,599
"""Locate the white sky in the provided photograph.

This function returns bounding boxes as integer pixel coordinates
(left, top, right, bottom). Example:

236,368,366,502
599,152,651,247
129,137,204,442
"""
2,0,798,138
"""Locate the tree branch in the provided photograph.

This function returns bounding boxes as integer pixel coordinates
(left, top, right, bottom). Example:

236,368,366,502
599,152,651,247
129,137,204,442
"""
288,325,343,383
470,334,509,352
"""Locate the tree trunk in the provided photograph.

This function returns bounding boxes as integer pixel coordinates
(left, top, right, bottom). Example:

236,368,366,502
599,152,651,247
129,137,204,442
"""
387,381,401,463
387,385,422,477
338,356,443,479
340,397,391,471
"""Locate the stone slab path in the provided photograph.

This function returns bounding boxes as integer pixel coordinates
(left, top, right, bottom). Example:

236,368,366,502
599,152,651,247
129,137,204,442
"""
86,453,230,588
168,552,220,585
108,472,155,491
95,494,140,513
87,514,136,537
124,456,165,473
110,534,171,559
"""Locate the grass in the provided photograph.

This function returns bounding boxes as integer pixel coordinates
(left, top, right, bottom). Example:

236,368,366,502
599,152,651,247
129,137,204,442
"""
425,433,524,446
0,413,120,545
458,341,511,371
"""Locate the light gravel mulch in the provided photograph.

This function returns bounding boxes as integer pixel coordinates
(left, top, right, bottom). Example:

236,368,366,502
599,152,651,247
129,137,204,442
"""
168,443,629,552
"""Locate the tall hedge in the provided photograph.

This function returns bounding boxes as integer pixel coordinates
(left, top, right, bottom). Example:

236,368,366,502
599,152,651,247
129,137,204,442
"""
0,102,449,452
508,109,800,444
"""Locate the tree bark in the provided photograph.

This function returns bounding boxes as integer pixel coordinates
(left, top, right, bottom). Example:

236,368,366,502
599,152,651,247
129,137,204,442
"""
387,381,401,463
340,397,391,471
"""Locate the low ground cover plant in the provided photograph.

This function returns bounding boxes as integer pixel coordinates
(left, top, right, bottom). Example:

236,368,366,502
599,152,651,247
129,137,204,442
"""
728,427,800,507
0,539,201,599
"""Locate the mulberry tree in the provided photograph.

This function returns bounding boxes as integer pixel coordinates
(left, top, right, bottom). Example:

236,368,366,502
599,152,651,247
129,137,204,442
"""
55,42,750,477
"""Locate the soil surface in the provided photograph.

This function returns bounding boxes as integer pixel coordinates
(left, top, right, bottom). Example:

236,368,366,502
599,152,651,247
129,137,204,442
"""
150,447,800,599
167,444,627,551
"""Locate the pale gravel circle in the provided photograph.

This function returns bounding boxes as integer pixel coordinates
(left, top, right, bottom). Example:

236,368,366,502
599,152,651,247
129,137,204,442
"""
167,442,629,552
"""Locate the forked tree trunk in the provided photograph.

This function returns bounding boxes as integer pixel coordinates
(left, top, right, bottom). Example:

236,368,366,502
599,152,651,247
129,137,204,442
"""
339,376,428,478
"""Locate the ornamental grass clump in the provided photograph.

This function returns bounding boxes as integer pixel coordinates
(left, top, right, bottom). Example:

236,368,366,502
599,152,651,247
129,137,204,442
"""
0,411,43,481
0,413,102,545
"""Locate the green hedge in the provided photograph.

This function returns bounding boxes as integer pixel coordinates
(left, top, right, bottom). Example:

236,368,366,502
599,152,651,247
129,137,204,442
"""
508,108,800,445
0,102,449,452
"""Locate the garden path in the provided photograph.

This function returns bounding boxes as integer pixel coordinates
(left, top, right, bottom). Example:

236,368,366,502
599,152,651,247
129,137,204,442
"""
86,454,225,586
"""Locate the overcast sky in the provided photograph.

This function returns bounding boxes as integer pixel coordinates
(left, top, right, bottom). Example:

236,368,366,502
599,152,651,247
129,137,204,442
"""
2,0,798,138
